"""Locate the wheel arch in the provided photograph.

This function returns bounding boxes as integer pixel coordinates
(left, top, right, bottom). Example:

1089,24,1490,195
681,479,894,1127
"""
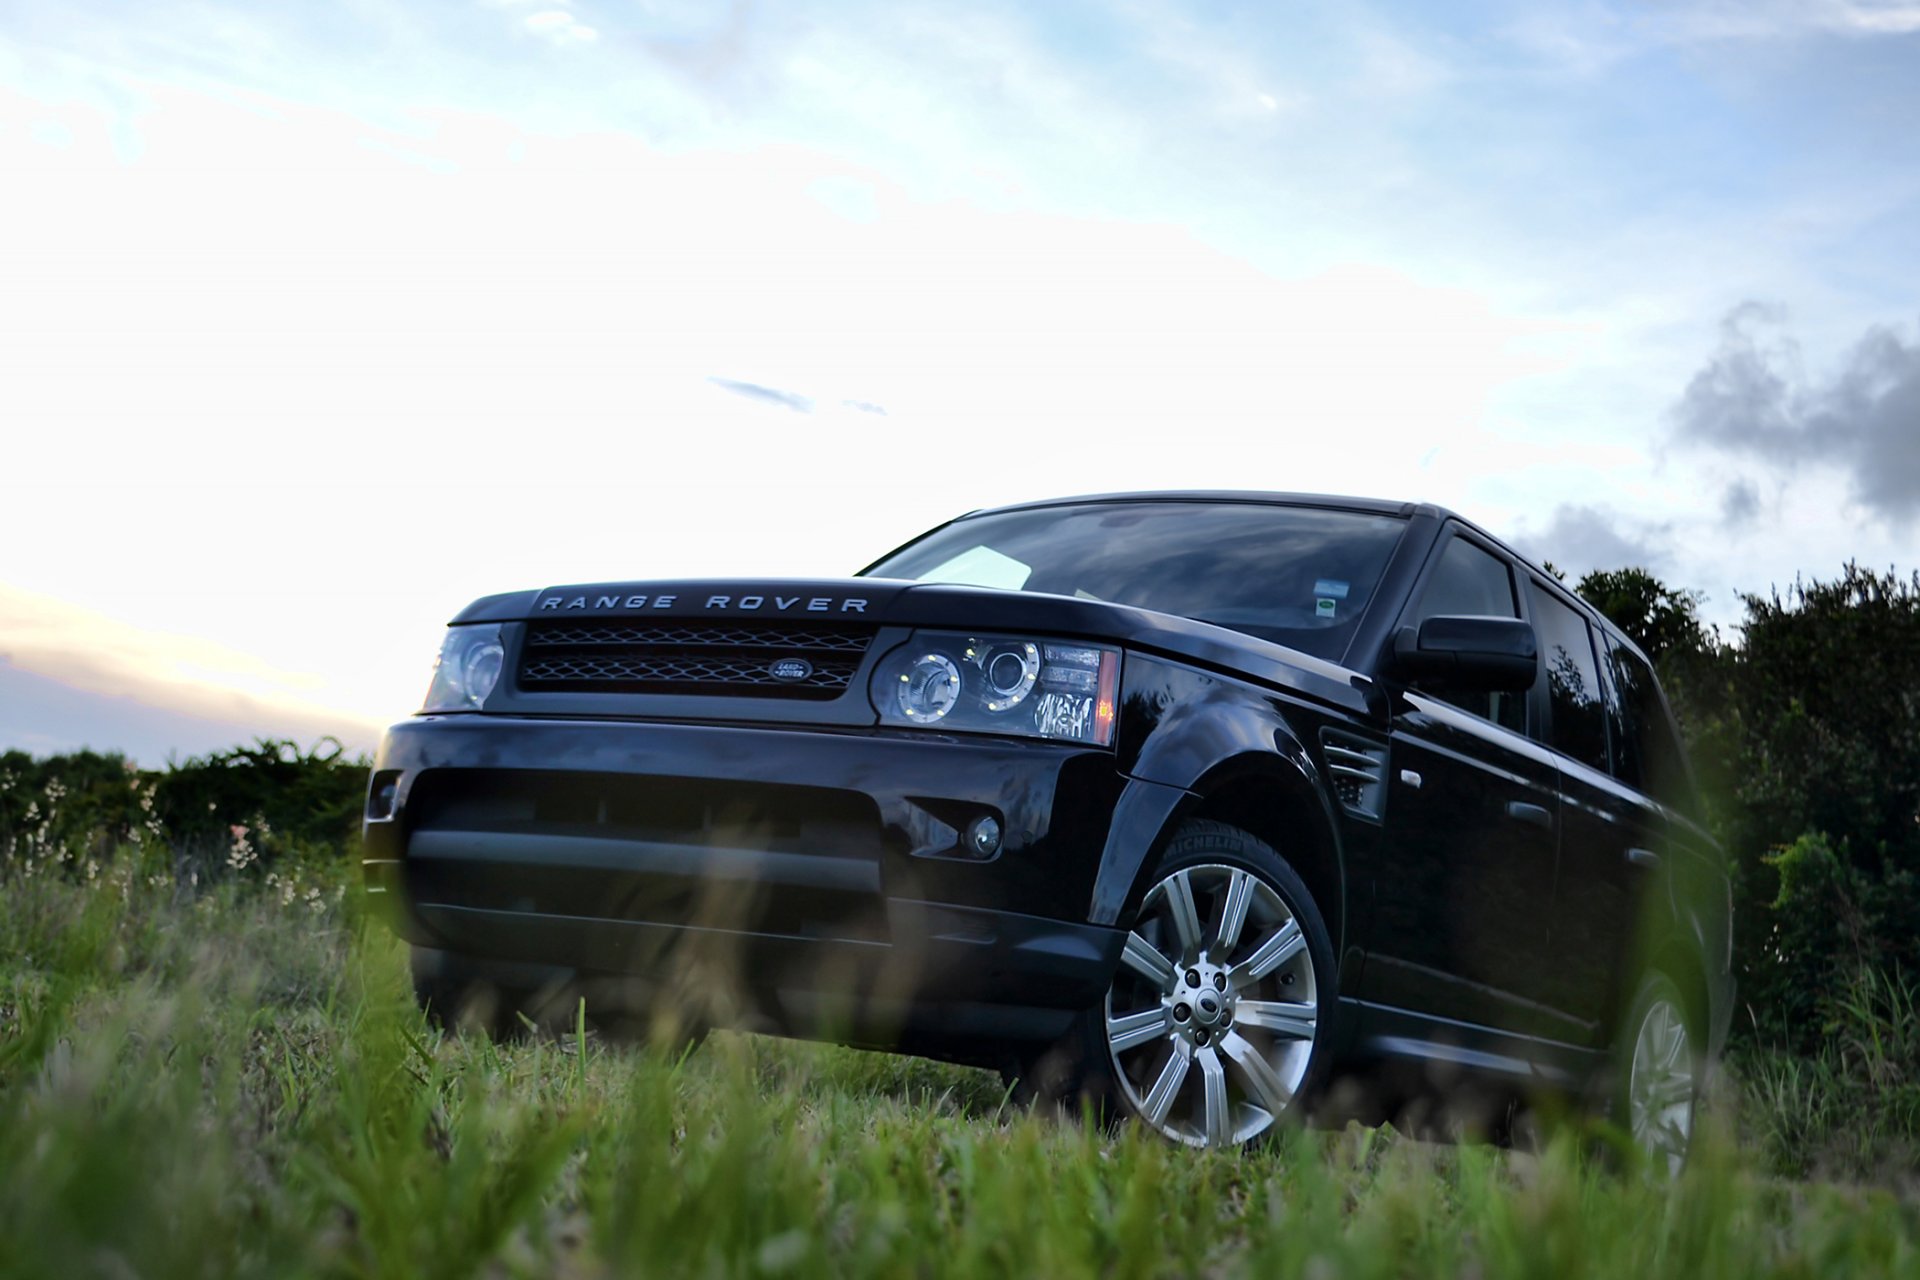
1179,758,1347,955
1620,850,1730,1057
1639,933,1714,1052
1091,749,1348,955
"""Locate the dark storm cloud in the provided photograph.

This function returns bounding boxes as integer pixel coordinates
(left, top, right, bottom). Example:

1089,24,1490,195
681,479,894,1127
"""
708,376,815,413
1511,504,1673,578
1673,304,1920,522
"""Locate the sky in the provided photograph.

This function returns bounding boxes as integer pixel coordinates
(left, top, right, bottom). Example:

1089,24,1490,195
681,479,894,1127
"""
1,0,1916,764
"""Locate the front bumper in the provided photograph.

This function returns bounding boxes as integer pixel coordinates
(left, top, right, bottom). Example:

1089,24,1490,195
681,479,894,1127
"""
365,715,1128,1049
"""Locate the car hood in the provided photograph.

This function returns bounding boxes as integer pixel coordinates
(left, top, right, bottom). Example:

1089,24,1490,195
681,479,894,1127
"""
452,577,1373,716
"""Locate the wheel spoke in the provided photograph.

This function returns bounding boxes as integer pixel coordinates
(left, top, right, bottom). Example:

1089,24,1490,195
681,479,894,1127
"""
1121,931,1177,993
1234,999,1317,1041
1165,870,1203,961
1199,1047,1231,1147
1107,1006,1171,1054
1219,1031,1292,1116
1649,1074,1694,1110
1651,1112,1690,1158
1215,869,1253,956
1141,1041,1192,1126
1230,919,1304,989
1657,1018,1687,1073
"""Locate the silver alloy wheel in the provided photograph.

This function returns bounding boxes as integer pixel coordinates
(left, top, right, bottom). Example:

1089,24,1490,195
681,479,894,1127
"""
1104,863,1319,1148
1627,993,1697,1174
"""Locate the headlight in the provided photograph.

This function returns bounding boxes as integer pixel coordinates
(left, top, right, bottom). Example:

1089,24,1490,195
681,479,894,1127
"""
871,631,1120,746
420,625,506,712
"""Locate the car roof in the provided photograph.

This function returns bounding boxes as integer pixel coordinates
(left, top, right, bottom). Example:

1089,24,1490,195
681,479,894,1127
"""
964,490,1434,520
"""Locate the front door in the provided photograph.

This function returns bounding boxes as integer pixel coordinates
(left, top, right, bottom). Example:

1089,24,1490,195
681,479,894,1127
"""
1359,529,1574,1041
1370,696,1568,1039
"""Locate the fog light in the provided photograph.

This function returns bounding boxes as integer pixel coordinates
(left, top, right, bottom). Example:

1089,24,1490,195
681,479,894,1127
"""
966,815,1002,859
367,770,401,820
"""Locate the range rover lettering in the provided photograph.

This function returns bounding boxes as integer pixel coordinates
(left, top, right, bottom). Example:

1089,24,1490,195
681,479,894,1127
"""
364,492,1731,1164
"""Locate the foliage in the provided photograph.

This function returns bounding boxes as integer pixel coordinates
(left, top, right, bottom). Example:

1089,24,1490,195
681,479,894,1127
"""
1574,566,1716,669
1723,567,1920,1049
0,738,368,883
1577,562,1920,1056
1736,965,1920,1179
153,737,370,859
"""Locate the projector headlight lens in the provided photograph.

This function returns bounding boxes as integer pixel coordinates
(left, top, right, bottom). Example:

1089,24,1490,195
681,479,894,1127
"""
898,652,962,723
871,632,1120,746
421,625,506,712
980,641,1041,712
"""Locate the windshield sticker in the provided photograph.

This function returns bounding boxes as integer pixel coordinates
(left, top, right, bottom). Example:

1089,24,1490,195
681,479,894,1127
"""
1313,579,1350,600
1316,597,1338,619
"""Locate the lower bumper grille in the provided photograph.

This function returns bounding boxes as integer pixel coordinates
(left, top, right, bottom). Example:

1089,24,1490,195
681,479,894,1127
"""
518,620,874,699
405,769,888,941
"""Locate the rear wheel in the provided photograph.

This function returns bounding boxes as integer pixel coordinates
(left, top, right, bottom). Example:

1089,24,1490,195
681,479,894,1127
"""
1617,970,1701,1174
1018,820,1336,1149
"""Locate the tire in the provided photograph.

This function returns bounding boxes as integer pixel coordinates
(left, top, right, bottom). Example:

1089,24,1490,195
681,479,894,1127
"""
1015,819,1337,1149
410,945,547,1038
1615,970,1703,1174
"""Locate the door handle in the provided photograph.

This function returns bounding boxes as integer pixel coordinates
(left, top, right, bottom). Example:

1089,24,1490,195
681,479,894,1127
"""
1626,847,1661,870
1505,801,1552,830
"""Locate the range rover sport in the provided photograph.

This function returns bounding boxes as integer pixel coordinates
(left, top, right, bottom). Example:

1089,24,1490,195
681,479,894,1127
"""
363,492,1731,1165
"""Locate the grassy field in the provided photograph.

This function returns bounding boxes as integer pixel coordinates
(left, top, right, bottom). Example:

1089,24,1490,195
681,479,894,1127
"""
5,845,1920,1279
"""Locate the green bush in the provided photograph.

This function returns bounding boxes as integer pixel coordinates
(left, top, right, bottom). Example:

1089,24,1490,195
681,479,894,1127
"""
1,738,368,886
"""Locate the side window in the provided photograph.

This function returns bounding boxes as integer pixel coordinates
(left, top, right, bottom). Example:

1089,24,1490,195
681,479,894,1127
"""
1407,535,1524,732
1527,581,1609,773
1606,635,1697,814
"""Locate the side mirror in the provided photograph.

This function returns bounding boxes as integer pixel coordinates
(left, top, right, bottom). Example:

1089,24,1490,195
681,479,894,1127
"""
1391,615,1538,692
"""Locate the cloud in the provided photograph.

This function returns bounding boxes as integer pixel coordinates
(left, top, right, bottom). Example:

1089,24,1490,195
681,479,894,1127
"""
0,659,373,767
523,8,598,45
1672,303,1920,523
1510,504,1674,578
0,585,380,765
1721,477,1762,526
708,376,814,413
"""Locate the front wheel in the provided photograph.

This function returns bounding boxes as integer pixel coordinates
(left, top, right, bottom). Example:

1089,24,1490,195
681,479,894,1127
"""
1022,820,1336,1149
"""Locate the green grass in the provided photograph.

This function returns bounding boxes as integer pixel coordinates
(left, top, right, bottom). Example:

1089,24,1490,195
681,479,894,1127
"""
4,852,1920,1279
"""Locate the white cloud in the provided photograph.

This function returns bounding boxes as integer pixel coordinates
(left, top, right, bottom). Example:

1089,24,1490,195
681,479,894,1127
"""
524,10,598,44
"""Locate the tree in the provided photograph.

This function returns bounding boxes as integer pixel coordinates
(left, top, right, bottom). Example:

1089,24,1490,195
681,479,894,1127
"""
1725,565,1920,1045
1574,567,1714,667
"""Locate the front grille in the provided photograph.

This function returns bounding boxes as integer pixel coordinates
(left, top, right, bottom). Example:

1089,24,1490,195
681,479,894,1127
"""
518,620,875,699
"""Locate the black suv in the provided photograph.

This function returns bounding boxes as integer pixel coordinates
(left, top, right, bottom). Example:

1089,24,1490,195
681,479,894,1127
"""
365,492,1730,1162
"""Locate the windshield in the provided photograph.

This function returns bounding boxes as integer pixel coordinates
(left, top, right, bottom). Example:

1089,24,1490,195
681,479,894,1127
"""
864,501,1409,663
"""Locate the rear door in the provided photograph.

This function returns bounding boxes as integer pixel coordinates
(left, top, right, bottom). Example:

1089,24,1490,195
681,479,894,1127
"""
1365,529,1570,1040
1544,631,1710,1046
1520,579,1641,1047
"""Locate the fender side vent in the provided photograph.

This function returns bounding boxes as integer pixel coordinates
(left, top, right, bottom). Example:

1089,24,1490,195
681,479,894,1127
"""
1319,729,1388,822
